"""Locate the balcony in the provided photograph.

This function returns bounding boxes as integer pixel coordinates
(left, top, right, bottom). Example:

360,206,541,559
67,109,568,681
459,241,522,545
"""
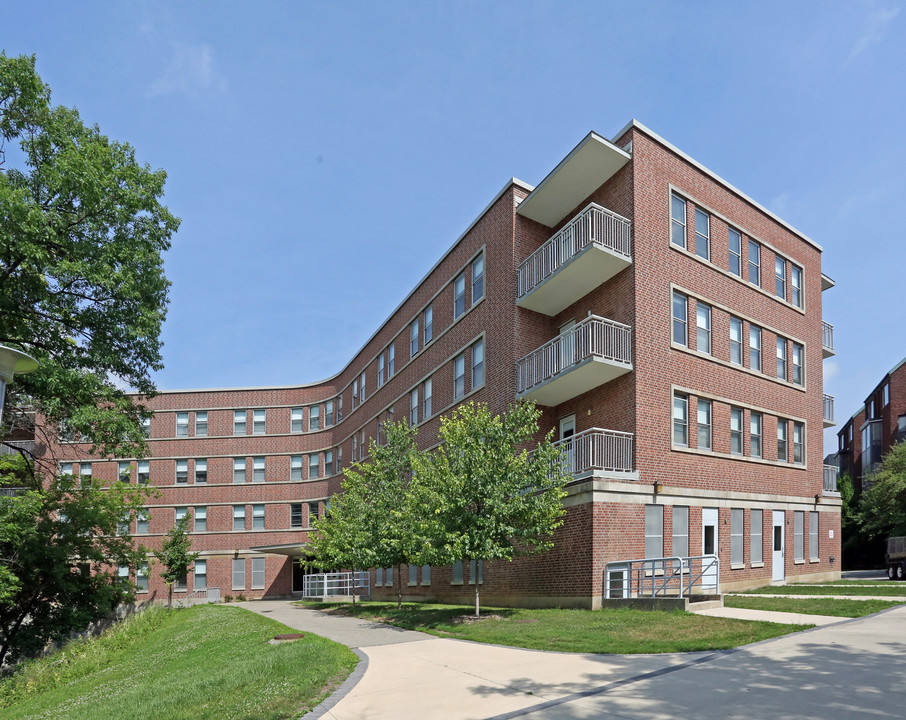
516,315,632,406
822,321,835,358
823,394,835,428
0,440,34,456
516,203,632,316
552,428,635,480
823,465,839,494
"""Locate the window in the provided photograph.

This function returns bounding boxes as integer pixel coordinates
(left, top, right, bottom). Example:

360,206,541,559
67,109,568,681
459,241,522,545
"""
377,354,385,387
175,506,187,524
352,380,358,409
883,383,890,407
672,506,689,559
289,407,302,433
232,558,245,590
251,557,265,589
749,326,762,372
137,509,149,534
672,291,688,346
233,505,246,531
748,241,760,286
80,463,92,485
233,458,246,484
696,303,711,355
794,511,804,562
775,257,786,299
359,371,365,403
454,273,466,319
308,405,320,431
194,560,207,590
697,399,712,451
325,400,334,427
777,420,788,462
376,567,383,586
336,447,343,473
253,457,265,483
694,208,710,260
792,343,804,386
385,567,393,587
253,409,266,434
421,565,431,586
751,509,763,564
424,305,434,344
645,504,664,559
472,339,485,389
451,560,463,584
358,429,365,459
136,563,149,593
673,393,688,446
290,503,303,529
809,511,819,561
410,320,419,357
324,449,334,475
309,454,320,479
670,193,686,248
351,434,357,462
195,459,207,484
454,353,465,399
730,407,744,455
140,416,150,438
409,389,418,426
138,460,150,485
195,412,207,436
423,378,433,418
388,344,395,378
468,559,484,585
472,254,484,302
750,412,762,458
118,564,130,586
176,412,189,437
791,265,803,308
118,461,131,483
776,337,787,380
60,462,73,477
793,422,804,464
409,563,418,586
252,505,265,530
730,317,743,365
176,459,188,484
728,228,742,276
194,506,206,532
728,508,744,568
234,410,246,435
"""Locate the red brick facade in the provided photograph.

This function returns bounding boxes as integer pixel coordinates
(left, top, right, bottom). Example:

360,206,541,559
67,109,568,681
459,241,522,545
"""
46,121,840,607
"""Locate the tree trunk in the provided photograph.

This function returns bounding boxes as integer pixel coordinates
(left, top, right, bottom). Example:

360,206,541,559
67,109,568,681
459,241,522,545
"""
475,582,480,618
168,583,173,610
396,563,402,610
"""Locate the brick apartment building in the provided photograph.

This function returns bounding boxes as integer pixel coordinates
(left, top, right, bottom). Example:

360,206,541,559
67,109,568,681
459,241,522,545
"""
45,121,841,608
837,355,906,492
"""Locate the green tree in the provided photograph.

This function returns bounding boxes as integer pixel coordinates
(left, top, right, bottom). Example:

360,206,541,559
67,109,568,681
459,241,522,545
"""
418,401,572,616
158,511,199,609
0,455,148,665
860,441,906,541
0,53,178,459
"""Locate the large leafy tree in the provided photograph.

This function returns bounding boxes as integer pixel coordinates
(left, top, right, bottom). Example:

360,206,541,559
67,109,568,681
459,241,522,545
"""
158,512,199,609
860,441,906,541
418,401,572,616
0,53,178,459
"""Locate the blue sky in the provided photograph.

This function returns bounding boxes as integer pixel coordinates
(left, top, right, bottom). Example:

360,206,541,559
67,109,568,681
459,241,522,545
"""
4,1,904,454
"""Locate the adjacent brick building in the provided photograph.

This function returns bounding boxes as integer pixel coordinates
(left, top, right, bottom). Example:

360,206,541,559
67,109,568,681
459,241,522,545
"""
46,121,841,607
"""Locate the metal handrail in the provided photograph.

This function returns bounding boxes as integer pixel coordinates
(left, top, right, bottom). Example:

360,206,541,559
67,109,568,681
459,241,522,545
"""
517,203,632,298
516,315,632,394
551,428,634,475
604,555,720,599
176,587,221,607
302,571,370,599
822,321,834,352
823,464,839,493
823,394,835,423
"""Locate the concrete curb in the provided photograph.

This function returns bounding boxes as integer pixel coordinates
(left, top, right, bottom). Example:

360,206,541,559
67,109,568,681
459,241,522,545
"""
301,648,369,720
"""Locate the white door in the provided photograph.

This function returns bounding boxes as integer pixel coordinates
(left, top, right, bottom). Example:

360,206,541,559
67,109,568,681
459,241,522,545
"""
559,415,576,475
559,320,576,372
772,511,786,582
701,508,718,591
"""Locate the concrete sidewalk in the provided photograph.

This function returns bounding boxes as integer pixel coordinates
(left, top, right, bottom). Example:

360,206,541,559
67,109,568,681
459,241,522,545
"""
689,605,843,626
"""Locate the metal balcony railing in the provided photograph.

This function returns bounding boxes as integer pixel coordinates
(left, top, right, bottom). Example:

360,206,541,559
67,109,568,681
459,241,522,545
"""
516,203,632,299
552,428,634,477
0,440,35,456
822,321,834,355
823,465,839,493
516,315,632,395
823,394,835,424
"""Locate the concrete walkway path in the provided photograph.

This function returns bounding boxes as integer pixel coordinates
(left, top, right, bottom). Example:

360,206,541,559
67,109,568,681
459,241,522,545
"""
688,605,843,626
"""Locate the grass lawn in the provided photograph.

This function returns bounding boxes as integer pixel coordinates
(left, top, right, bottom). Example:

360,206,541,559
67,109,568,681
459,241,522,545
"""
725,595,905,618
740,584,906,597
789,579,892,586
300,601,807,654
1,604,357,720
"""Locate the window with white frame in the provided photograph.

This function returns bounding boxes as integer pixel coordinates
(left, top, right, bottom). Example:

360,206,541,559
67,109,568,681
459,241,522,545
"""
670,193,686,248
309,405,320,431
388,344,395,378
793,421,804,464
410,319,419,357
359,429,366,459
325,449,334,475
325,400,335,427
645,504,664,559
232,558,245,590
140,416,150,438
472,339,485,389
234,410,247,435
253,456,265,483
421,565,431,586
730,407,744,455
424,305,433,344
883,382,891,407
233,458,246,484
118,461,131,483
290,503,303,528
175,570,187,592
451,560,463,584
309,453,320,479
195,459,207,484
791,265,803,308
291,407,304,432
359,371,365,403
176,412,189,437
696,302,711,355
377,354,385,387
472,254,484,303
118,564,130,586
194,559,207,590
672,506,689,559
117,511,130,535
251,557,265,589
809,511,819,561
794,511,804,562
337,395,343,422
750,412,762,458
454,353,465,399
777,420,788,462
672,291,687,346
194,506,206,532
776,337,787,380
749,326,762,372
195,411,208,436
80,463,92,485
423,377,433,418
252,505,265,530
694,208,710,260
352,380,358,409
137,509,149,534
409,389,418,426
792,343,804,386
673,393,688,446
730,316,743,365
751,509,763,564
748,240,760,286
138,460,150,484
336,447,343,473
775,257,786,299
176,459,188,484
731,508,744,566
351,434,358,462
233,505,246,531
175,506,188,524
308,502,319,525
454,273,466,319
697,399,712,451
728,227,742,276
253,409,266,434
136,563,149,593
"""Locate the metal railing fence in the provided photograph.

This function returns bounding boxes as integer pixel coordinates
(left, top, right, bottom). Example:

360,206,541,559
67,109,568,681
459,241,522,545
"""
551,428,634,476
822,321,834,353
823,394,835,423
604,555,720,599
302,571,370,599
823,464,839,493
